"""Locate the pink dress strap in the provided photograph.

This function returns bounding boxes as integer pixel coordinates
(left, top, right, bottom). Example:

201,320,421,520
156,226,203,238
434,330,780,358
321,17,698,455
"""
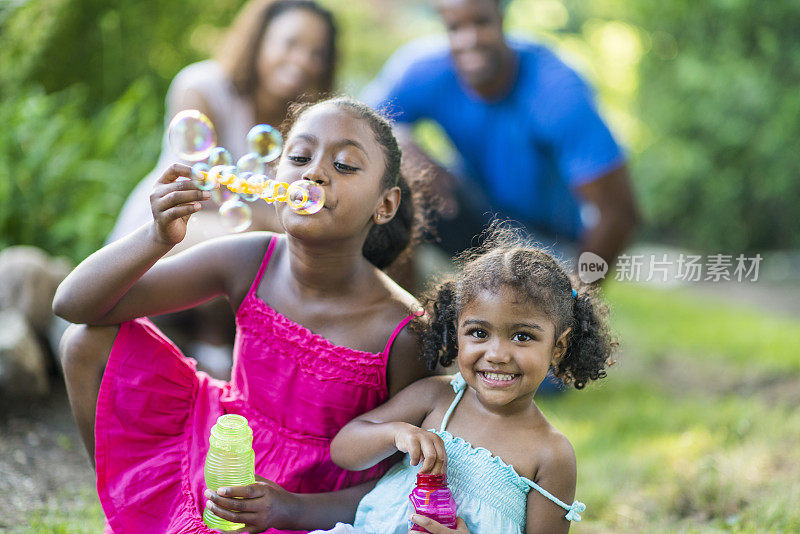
248,234,279,296
382,309,425,356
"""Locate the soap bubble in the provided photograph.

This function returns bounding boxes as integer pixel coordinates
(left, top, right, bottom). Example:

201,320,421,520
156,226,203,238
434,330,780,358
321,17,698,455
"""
240,173,267,202
208,146,233,167
207,165,228,187
168,110,216,161
246,124,283,162
190,162,215,191
219,198,252,233
211,185,235,206
211,169,238,205
260,179,277,204
237,152,265,175
287,180,325,214
216,165,237,187
270,181,290,203
227,176,244,196
234,172,257,201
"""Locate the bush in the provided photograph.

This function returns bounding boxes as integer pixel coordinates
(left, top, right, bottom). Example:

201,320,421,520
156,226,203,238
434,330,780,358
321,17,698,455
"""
0,0,241,262
554,0,800,251
0,81,161,261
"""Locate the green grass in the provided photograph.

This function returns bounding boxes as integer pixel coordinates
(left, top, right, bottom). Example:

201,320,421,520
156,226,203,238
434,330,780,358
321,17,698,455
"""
541,380,800,532
603,281,800,372
9,486,106,533
25,281,800,532
535,281,800,532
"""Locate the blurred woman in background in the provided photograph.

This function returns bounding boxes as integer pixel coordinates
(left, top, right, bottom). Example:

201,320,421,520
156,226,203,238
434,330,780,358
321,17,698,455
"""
107,0,338,377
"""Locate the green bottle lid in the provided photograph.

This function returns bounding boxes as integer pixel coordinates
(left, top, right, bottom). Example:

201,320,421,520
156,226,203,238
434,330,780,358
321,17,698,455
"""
209,414,253,453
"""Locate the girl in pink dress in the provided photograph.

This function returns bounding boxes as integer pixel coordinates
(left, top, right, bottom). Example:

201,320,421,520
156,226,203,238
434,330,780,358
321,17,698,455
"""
54,97,432,533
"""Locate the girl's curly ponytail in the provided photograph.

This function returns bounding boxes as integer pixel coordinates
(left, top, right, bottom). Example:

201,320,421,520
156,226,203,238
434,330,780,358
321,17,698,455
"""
553,283,616,389
420,280,459,370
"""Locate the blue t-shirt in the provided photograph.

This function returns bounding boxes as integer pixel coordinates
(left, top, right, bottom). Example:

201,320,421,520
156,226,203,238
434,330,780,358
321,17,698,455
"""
362,36,624,240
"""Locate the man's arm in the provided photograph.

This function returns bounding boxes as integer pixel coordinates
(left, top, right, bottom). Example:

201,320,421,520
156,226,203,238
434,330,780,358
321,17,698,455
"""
574,163,639,271
394,125,460,218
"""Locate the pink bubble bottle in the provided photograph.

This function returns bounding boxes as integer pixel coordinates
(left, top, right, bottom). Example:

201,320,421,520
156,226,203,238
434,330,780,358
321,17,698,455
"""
408,472,458,532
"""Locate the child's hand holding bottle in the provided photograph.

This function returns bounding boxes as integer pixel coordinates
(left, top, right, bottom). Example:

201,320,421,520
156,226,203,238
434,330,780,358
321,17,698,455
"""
393,423,448,475
203,474,300,533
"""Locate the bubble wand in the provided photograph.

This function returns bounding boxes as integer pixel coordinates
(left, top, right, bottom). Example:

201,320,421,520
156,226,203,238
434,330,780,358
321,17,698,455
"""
167,110,325,233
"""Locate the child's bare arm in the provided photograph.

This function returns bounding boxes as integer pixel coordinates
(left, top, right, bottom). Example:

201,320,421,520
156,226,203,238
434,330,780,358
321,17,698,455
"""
53,164,261,325
203,475,380,531
525,435,577,534
330,376,449,473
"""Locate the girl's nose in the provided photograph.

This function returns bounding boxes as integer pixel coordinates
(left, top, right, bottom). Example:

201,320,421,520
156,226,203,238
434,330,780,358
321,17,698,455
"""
483,340,512,363
301,162,328,185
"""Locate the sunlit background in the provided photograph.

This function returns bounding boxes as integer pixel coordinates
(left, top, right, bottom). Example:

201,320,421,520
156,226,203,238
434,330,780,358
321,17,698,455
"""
1,0,799,532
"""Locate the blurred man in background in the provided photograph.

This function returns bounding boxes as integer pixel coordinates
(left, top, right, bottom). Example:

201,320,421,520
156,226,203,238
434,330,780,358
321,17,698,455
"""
364,0,639,271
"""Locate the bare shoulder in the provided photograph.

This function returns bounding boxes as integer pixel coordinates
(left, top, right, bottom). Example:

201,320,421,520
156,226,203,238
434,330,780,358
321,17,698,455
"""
370,268,424,351
527,422,577,495
196,231,275,305
198,231,274,268
373,269,426,347
396,375,454,404
523,422,578,533
376,268,423,315
536,426,577,476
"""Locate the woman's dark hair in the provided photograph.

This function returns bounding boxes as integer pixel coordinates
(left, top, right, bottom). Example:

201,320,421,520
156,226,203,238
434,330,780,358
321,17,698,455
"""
216,0,337,98
281,96,434,269
421,223,616,389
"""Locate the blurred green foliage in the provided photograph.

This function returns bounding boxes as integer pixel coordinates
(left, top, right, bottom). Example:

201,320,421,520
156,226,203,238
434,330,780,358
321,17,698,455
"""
626,0,800,251
0,81,160,261
1,0,799,261
509,0,800,252
0,0,424,261
0,0,237,260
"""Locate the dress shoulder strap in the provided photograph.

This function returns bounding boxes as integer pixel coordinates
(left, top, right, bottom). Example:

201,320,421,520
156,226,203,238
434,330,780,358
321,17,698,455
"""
248,234,279,296
381,309,425,356
439,373,467,432
519,475,586,522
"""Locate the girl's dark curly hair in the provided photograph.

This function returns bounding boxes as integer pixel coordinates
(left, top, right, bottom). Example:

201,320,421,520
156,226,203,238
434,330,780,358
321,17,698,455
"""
421,223,616,389
280,96,434,269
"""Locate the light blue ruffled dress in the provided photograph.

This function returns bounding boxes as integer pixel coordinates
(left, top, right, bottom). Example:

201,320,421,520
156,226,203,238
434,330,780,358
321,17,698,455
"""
311,373,585,534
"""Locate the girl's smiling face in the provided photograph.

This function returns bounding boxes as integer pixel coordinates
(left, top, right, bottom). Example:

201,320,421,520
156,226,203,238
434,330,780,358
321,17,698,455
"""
274,103,399,241
457,285,570,412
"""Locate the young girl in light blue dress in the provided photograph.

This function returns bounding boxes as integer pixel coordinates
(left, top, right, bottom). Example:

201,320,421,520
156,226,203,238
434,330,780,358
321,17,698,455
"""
314,228,616,533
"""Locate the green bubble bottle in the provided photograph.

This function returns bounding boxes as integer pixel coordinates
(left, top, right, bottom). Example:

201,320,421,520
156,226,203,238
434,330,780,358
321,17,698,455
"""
203,414,256,531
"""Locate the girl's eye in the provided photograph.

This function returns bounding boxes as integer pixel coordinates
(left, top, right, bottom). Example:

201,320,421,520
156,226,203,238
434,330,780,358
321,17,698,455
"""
287,155,310,164
512,332,533,342
468,328,488,339
334,161,359,173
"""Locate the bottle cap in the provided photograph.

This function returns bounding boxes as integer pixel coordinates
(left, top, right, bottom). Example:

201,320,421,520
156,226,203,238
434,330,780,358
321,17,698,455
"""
209,414,253,452
416,472,448,488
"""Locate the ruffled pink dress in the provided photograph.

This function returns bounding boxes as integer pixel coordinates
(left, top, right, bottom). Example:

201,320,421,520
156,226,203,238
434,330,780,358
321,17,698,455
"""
95,235,419,533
